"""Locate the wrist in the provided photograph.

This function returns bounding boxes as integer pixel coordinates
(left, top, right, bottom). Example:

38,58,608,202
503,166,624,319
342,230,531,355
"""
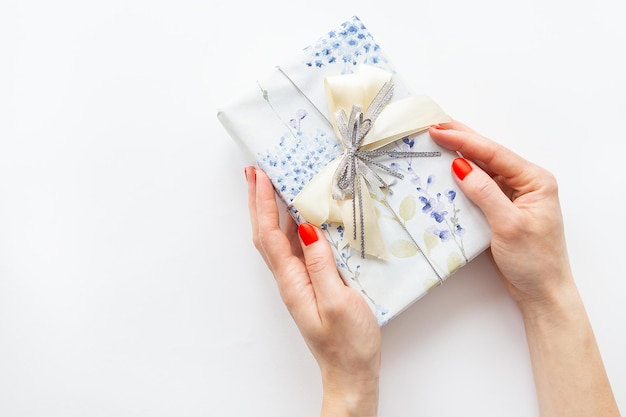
320,368,379,417
516,275,585,330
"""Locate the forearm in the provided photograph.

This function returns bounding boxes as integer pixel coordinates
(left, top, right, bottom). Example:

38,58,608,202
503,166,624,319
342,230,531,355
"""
520,280,620,417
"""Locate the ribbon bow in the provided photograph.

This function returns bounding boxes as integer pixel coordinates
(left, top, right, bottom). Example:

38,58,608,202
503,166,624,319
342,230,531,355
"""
291,65,450,259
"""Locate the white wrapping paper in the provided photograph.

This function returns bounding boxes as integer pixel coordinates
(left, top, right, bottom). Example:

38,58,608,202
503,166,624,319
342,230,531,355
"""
218,16,491,325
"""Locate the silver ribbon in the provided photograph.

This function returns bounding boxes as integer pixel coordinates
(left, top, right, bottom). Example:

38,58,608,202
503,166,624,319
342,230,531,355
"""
331,81,441,258
290,65,451,260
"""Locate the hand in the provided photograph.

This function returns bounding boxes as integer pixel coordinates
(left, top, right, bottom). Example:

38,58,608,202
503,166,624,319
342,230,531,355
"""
430,120,620,417
245,167,381,417
429,120,573,312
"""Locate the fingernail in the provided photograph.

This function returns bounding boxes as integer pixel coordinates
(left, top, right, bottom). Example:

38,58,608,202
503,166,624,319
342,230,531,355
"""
298,223,318,246
452,158,472,180
433,125,447,130
244,166,256,183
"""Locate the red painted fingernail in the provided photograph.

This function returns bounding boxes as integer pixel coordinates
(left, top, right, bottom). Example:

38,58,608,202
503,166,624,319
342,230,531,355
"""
298,223,318,246
452,158,472,180
244,166,256,183
433,124,447,130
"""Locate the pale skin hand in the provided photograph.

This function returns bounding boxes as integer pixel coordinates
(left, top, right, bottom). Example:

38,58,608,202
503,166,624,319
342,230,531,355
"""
430,120,621,417
245,166,381,417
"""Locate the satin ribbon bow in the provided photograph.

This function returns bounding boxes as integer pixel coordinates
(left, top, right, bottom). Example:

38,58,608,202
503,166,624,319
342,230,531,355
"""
291,65,450,259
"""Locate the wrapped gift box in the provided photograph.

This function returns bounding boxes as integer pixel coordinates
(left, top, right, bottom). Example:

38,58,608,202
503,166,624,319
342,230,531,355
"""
218,16,491,325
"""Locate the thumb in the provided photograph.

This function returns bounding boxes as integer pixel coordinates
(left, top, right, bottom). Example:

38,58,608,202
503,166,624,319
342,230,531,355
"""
297,223,347,304
451,157,514,226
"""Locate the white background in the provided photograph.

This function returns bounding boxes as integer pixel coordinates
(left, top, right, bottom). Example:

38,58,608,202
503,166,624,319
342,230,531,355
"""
1,1,624,416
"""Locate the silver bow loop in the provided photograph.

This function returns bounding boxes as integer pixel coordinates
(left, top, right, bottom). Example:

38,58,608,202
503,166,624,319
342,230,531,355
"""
330,80,442,258
289,65,452,260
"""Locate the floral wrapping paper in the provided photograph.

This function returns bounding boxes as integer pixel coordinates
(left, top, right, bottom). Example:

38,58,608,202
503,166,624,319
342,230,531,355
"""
218,16,491,325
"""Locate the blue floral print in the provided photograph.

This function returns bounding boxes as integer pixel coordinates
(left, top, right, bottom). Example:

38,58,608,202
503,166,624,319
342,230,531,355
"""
303,16,392,74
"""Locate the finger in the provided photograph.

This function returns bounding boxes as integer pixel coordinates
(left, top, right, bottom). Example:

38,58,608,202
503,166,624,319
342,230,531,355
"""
245,166,276,269
450,157,517,226
284,212,304,261
244,166,260,244
437,118,478,134
253,169,289,259
429,124,532,185
254,170,311,282
251,171,321,327
297,223,348,310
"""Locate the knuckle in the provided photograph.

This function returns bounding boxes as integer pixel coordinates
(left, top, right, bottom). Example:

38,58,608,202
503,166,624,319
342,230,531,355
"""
304,253,331,275
251,234,262,251
498,212,527,237
280,290,300,313
320,298,348,320
539,167,559,194
471,177,497,202
256,229,277,251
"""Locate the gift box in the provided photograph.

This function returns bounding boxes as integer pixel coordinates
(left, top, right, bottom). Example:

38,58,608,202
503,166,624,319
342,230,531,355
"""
218,16,491,325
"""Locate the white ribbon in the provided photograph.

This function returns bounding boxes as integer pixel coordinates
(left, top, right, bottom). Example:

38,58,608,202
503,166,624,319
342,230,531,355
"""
291,65,450,258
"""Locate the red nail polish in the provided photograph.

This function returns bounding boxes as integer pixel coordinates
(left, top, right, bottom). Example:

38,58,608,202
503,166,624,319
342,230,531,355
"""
452,158,472,180
298,223,318,246
244,167,256,183
433,125,447,130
